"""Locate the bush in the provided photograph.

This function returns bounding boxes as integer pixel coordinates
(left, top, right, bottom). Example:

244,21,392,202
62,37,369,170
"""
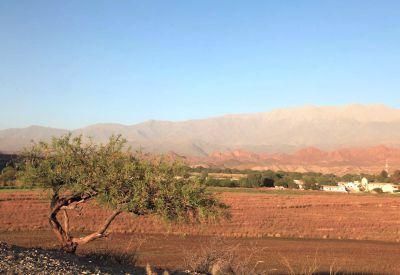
372,188,383,194
303,182,320,190
205,178,238,187
183,238,265,275
0,166,17,183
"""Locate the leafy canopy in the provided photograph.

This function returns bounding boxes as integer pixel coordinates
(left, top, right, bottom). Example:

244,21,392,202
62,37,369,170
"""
19,134,228,222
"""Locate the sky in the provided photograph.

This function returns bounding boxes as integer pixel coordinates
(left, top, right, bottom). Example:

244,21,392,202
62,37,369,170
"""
1,1,400,129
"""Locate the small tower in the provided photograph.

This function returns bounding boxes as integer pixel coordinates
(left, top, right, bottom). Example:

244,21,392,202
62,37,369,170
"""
361,177,369,191
385,159,390,177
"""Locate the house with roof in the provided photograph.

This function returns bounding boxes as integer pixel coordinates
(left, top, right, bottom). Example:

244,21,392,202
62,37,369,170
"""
321,185,347,193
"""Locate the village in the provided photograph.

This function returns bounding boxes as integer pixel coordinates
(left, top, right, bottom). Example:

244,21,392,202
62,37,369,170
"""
190,164,400,194
291,177,400,193
290,163,400,193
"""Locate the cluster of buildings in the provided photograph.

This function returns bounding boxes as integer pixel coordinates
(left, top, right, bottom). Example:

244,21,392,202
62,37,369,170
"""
288,162,400,193
291,177,399,193
342,177,399,193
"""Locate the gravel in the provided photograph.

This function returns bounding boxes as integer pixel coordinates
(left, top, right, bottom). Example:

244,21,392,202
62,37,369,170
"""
0,242,145,275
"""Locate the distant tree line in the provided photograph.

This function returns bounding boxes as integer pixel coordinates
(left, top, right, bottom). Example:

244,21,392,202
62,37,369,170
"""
191,166,400,189
2,154,400,189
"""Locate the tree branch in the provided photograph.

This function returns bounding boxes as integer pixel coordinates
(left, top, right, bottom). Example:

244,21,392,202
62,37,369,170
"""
72,210,122,245
50,193,94,216
48,193,94,244
63,209,70,238
60,198,85,210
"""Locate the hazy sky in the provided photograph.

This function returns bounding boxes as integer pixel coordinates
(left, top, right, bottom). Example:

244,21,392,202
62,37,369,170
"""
1,1,400,129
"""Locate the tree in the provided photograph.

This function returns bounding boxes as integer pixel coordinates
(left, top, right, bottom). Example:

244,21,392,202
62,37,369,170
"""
0,166,17,184
380,170,389,179
303,175,317,185
341,173,359,183
18,134,228,253
245,173,263,187
261,177,275,187
391,170,400,184
303,182,320,190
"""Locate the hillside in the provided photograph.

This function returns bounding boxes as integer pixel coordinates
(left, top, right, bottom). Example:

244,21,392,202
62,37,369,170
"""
190,145,400,175
1,104,400,167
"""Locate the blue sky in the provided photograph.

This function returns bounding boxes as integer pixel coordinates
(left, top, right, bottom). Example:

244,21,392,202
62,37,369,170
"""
1,1,399,129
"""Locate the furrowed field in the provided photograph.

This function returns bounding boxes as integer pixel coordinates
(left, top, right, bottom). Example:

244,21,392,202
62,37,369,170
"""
1,188,399,273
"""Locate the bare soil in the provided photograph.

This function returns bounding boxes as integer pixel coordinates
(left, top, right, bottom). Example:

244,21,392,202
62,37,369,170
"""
0,189,399,274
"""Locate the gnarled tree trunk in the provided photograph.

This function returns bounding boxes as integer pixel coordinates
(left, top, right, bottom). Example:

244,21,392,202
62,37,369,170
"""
48,193,121,253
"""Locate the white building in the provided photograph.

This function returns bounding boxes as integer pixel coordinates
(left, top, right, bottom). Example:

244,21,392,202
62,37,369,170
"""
345,182,360,192
321,185,347,193
382,184,398,193
361,177,398,193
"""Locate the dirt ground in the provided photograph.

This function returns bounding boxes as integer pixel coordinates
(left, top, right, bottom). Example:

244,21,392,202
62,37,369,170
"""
0,189,399,274
1,231,398,274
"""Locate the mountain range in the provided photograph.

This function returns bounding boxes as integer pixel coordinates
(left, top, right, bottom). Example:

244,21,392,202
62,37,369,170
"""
1,104,400,173
189,146,400,175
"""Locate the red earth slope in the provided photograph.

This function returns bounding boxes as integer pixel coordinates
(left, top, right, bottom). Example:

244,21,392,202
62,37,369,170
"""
189,145,400,175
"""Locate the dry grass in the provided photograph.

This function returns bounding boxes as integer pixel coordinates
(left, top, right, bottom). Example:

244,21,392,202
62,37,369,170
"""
182,237,236,274
181,237,385,275
182,237,274,275
279,251,319,275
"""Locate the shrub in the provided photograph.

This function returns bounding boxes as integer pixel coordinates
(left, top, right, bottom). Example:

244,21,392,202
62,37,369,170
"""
183,238,265,275
0,166,17,183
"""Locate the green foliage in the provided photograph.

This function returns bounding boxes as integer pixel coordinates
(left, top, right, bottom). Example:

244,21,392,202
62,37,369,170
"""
373,170,391,183
238,171,282,188
0,166,16,181
286,180,299,189
341,174,360,182
303,182,320,190
190,166,242,175
0,166,17,187
238,177,255,188
192,164,400,191
200,170,208,181
245,173,263,187
205,178,238,188
380,170,389,179
195,168,389,190
18,134,228,222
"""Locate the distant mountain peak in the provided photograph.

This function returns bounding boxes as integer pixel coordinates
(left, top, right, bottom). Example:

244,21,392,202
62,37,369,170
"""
1,104,400,157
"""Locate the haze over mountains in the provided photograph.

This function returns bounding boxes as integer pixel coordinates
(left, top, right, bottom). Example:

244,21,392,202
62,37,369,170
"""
193,146,400,175
3,104,400,174
2,104,400,156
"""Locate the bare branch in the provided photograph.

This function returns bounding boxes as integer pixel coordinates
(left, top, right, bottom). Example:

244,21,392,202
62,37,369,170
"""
72,210,122,245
